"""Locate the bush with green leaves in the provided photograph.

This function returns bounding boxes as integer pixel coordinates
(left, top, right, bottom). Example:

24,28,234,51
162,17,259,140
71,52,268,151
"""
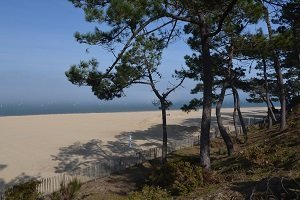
128,185,170,200
49,179,81,200
5,180,42,200
148,161,203,195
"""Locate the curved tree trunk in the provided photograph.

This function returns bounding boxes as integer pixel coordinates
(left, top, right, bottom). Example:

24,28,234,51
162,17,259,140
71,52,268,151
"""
232,90,239,138
269,98,277,113
161,101,168,163
200,30,212,169
262,58,276,129
262,2,287,131
232,86,248,143
216,84,234,156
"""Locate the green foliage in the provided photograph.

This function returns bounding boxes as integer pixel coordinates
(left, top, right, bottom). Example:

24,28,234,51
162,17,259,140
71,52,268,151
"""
49,179,81,200
5,180,41,200
181,98,203,113
66,35,164,101
148,161,203,195
128,186,170,200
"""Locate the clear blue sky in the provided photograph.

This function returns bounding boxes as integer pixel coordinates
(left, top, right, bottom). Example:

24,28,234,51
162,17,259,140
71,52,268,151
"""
0,0,198,106
1,0,264,109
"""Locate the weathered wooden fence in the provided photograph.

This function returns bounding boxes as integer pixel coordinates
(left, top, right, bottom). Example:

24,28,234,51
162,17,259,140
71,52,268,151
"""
0,116,264,198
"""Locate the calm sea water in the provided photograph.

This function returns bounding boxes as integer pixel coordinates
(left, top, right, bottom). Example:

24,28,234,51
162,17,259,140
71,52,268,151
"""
0,101,270,117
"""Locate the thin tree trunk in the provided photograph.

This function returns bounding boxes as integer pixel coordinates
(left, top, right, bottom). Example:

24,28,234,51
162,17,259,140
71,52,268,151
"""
200,27,212,169
262,96,277,122
262,2,287,130
232,90,239,138
216,84,234,156
228,41,238,138
232,86,248,143
268,113,273,128
269,98,277,113
262,58,276,129
161,102,168,163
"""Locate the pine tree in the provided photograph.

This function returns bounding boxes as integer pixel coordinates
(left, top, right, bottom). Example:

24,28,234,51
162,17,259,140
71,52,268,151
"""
67,0,239,169
66,35,185,163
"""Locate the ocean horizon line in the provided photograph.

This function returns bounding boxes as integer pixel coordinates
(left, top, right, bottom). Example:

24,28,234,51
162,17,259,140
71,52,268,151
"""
0,101,270,117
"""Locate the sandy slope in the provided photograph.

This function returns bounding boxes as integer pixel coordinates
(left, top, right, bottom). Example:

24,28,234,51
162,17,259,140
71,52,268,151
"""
0,107,266,186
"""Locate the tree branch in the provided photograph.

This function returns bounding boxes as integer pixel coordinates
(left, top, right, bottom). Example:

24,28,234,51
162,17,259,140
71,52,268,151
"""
208,0,239,38
163,76,185,98
166,20,178,46
131,81,151,85
140,19,176,37
104,17,159,76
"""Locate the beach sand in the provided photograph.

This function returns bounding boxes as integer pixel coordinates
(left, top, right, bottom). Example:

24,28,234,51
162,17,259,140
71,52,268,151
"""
0,107,266,187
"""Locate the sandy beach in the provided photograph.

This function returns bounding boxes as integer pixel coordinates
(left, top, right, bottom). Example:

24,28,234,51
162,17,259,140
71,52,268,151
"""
0,107,266,187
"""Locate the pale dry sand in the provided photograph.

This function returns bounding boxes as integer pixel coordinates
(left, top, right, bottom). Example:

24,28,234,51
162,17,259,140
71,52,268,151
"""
0,107,266,186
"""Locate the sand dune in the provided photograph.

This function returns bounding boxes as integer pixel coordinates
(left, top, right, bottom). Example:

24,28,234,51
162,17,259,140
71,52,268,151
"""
0,107,266,187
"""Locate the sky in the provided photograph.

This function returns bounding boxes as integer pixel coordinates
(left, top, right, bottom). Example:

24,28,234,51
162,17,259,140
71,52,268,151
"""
0,0,200,107
0,0,266,110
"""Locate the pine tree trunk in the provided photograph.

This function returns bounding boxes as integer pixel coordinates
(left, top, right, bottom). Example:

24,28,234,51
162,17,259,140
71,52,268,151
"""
232,86,248,143
268,114,273,128
216,84,234,156
232,91,239,138
199,26,212,169
263,2,287,131
161,102,168,163
262,58,276,129
227,41,238,138
269,98,277,113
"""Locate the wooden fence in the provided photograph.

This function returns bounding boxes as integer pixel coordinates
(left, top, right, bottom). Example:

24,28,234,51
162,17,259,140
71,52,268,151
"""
0,116,264,198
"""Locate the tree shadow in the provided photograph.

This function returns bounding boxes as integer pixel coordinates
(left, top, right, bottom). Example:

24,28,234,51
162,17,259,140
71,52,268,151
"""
52,139,112,173
181,110,267,129
0,164,7,171
116,124,199,144
230,177,300,199
52,138,147,173
52,123,199,174
52,109,267,174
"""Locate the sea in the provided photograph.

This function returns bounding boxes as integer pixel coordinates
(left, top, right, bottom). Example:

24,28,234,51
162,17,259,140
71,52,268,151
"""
0,101,270,117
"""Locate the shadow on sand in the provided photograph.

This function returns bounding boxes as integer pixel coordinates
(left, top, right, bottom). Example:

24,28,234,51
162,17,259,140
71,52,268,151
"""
52,109,266,174
52,123,199,173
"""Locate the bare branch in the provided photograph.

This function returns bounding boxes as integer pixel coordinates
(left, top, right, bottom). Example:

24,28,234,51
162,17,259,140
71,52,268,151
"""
166,20,178,46
132,81,151,85
208,0,239,38
163,76,185,98
140,19,176,37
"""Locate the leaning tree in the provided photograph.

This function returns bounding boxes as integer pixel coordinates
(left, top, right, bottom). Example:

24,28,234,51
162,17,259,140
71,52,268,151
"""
68,0,239,169
66,35,185,163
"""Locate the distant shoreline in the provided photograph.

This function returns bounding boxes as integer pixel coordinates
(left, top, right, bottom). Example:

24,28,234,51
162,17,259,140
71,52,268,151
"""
0,104,269,117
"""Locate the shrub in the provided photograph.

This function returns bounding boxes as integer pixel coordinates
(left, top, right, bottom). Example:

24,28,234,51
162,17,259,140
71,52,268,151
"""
5,180,42,200
49,179,81,200
128,185,169,200
242,146,269,166
148,161,203,195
